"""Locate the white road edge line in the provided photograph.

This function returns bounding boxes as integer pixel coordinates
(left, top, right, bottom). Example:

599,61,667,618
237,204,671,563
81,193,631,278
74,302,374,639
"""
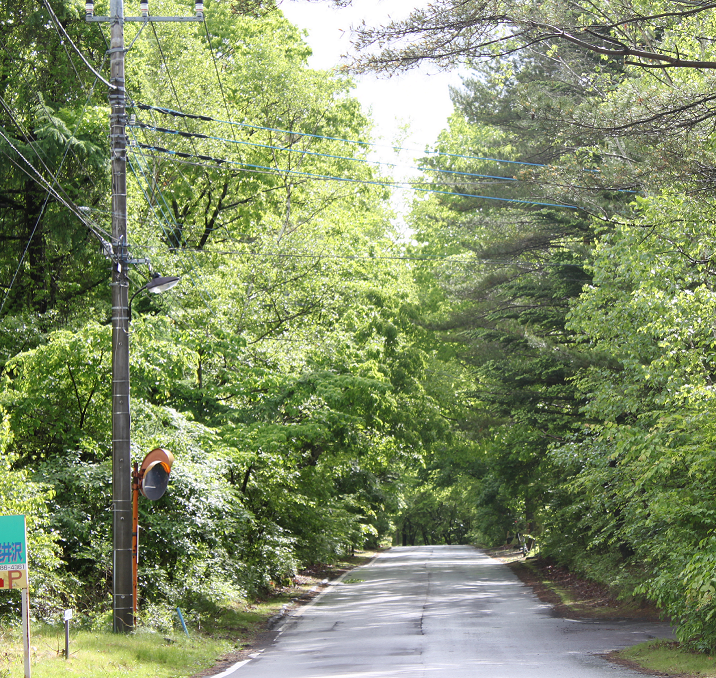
209,659,252,678
211,549,387,675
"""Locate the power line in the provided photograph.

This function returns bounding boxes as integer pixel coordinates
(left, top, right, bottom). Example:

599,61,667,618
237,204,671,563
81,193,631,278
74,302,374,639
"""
0,63,108,316
0,35,108,198
129,22,329,325
148,20,204,163
0,132,111,246
132,143,582,210
130,122,521,184
0,101,101,231
0,99,111,240
139,246,590,266
134,121,637,194
122,25,227,320
202,18,236,143
132,102,555,170
38,0,114,90
126,134,219,317
130,110,368,273
48,13,90,97
129,244,592,281
143,22,218,216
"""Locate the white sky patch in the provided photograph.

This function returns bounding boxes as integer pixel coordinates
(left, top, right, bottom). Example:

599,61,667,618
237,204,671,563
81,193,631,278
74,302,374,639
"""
280,0,461,151
280,0,460,164
279,0,465,229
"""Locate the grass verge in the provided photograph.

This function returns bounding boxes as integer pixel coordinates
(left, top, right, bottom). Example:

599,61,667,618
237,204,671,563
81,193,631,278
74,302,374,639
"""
486,546,661,620
0,551,378,678
0,625,231,678
614,639,716,677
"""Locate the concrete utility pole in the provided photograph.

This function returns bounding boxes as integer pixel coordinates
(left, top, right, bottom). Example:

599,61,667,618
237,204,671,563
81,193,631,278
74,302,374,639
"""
86,0,202,633
108,0,132,634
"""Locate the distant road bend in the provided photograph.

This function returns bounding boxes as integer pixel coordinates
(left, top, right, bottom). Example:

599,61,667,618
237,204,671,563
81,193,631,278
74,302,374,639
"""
220,545,673,678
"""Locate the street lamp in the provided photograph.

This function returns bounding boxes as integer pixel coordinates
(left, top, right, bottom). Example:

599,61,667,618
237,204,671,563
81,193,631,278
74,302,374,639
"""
145,273,181,294
129,273,181,319
112,271,179,633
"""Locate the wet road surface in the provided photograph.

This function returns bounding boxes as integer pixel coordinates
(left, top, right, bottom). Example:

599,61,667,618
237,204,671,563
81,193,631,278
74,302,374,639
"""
220,545,673,678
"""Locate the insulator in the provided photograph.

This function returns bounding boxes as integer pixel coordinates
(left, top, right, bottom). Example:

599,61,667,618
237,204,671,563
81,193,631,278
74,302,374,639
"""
195,0,204,16
140,0,148,16
85,0,94,16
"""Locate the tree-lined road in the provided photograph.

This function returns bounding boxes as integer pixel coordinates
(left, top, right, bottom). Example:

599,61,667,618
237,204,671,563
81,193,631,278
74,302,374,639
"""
224,546,673,678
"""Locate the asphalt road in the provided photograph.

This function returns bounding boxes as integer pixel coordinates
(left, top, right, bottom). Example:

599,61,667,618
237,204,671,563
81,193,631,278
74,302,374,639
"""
220,545,674,678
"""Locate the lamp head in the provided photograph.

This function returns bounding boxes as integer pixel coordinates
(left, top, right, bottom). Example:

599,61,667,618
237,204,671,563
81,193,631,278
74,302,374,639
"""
145,273,181,294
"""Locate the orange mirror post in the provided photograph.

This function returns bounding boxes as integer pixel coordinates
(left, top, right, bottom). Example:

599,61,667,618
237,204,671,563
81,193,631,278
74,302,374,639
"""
131,462,140,616
132,449,174,616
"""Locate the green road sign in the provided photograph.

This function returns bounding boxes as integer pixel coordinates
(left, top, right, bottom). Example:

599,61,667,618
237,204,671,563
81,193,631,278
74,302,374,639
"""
0,515,28,589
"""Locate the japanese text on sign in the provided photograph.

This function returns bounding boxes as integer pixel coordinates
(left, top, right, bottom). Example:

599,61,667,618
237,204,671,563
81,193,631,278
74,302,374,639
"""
0,542,24,565
0,516,28,590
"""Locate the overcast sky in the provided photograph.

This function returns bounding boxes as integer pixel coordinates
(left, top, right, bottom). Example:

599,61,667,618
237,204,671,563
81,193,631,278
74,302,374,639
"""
279,0,462,160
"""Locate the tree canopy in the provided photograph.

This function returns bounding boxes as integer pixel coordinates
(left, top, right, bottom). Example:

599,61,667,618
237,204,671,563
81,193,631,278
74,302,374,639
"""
7,0,716,655
344,0,716,652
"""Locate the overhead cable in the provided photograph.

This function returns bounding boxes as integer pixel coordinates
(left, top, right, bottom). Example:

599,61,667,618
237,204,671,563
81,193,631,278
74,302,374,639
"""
38,0,114,90
132,102,551,169
131,244,591,280
130,122,520,183
129,26,221,317
0,62,108,316
0,35,106,195
201,18,236,142
127,135,219,316
0,134,110,246
146,247,590,266
133,143,581,210
0,103,110,240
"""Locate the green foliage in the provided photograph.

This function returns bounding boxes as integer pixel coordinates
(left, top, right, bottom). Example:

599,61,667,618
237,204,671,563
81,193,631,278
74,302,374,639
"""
396,1,716,653
543,190,716,649
0,0,461,626
0,0,110,328
400,47,605,556
395,477,476,546
0,622,232,678
20,0,716,658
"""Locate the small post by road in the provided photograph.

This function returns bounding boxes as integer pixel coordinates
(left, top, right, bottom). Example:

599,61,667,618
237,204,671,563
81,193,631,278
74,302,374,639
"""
22,589,30,678
64,609,72,660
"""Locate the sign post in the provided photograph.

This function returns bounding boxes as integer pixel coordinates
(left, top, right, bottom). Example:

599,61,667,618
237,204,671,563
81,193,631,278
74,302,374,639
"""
0,515,30,678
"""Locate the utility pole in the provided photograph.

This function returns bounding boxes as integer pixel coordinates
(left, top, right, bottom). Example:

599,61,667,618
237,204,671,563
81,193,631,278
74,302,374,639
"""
108,0,132,634
86,0,202,633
